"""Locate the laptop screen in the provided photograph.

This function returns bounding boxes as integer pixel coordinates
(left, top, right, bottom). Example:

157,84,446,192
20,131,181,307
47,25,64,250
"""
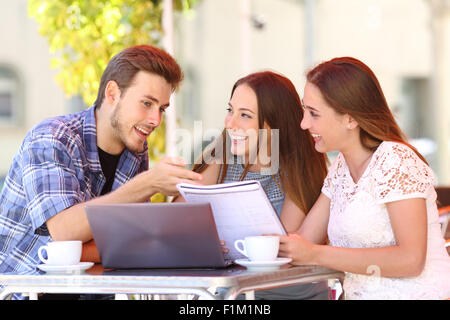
85,202,229,269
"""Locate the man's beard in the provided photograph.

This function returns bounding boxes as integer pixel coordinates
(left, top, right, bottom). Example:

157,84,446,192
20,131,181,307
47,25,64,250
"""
109,102,144,153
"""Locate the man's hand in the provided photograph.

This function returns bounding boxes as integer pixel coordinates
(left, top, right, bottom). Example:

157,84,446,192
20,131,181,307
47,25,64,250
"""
144,157,203,196
117,157,203,202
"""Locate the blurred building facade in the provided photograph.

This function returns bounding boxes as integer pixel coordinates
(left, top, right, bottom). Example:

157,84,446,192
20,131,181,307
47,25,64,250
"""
0,0,74,189
0,0,449,189
174,0,450,183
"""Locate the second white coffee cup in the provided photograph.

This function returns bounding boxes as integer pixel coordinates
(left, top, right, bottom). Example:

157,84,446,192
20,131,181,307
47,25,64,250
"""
234,236,279,261
38,240,82,266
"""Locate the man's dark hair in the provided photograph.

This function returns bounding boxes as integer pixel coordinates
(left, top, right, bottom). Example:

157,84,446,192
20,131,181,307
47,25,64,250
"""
94,44,183,108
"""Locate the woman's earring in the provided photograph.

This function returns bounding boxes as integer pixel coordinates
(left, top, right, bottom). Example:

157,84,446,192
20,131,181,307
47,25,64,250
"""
347,124,351,129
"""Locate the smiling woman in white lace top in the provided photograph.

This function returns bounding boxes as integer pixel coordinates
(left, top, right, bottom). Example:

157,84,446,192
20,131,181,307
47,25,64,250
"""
278,57,450,299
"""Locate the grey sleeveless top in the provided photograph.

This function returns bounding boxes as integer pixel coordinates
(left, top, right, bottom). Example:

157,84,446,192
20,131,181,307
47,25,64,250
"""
219,164,285,216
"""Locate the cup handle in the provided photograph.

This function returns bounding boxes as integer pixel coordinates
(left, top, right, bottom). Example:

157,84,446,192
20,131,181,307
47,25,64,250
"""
38,246,49,264
234,240,247,257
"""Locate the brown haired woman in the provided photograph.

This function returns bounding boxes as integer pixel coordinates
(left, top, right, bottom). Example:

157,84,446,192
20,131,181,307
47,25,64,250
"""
278,57,450,299
177,71,329,299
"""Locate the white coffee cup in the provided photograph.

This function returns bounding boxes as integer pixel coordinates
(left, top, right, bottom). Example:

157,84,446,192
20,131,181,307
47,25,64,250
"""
234,236,279,261
38,241,82,266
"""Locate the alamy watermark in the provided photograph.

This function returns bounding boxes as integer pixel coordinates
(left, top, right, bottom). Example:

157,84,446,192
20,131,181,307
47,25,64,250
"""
172,121,280,175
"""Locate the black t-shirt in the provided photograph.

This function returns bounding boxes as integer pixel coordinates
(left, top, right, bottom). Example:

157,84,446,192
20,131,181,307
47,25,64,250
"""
97,147,122,195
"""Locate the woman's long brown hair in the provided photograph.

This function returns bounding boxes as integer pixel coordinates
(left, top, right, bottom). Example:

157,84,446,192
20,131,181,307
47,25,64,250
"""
193,71,328,214
307,57,428,164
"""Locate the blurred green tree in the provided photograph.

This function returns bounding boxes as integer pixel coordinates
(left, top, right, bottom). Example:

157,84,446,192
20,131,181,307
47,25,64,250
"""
28,0,200,202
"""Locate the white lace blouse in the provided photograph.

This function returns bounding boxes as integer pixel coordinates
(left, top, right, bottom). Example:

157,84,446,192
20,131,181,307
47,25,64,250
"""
322,141,450,299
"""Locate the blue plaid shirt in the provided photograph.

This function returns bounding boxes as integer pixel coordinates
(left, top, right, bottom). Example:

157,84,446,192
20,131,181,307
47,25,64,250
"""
0,106,148,277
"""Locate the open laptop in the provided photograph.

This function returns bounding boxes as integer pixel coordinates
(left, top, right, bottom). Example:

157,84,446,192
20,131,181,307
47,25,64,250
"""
85,202,232,269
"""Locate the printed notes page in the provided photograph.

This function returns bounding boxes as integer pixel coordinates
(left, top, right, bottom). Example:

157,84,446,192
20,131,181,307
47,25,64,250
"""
177,181,286,260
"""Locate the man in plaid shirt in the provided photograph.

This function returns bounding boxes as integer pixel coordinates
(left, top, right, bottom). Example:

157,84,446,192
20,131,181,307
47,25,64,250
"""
0,45,203,287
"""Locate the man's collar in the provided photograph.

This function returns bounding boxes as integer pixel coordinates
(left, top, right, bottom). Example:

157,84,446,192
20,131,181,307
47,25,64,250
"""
82,105,149,173
83,106,102,173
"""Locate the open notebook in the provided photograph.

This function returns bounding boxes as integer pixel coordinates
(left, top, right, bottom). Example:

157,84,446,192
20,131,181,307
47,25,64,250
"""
177,180,287,260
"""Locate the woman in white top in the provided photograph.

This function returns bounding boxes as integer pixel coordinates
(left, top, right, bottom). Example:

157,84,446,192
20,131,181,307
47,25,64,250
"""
278,57,450,299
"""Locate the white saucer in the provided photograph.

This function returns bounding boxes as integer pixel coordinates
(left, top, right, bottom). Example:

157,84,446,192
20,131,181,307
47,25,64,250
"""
37,262,94,274
234,258,292,272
